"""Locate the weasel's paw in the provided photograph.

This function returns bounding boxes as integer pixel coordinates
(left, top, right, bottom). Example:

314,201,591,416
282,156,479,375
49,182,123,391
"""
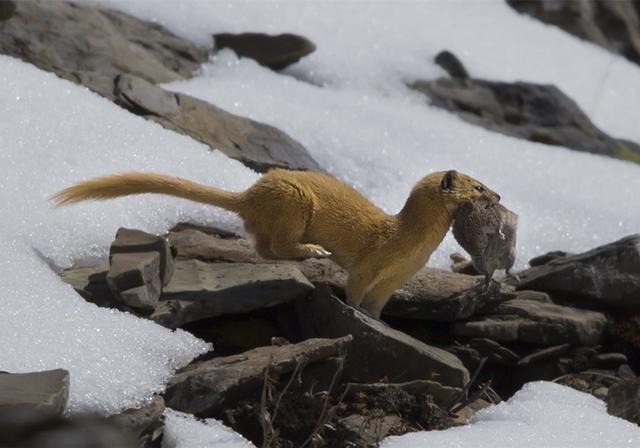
308,245,332,258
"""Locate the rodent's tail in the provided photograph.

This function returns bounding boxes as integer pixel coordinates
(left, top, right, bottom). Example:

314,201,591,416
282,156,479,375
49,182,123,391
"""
51,172,244,213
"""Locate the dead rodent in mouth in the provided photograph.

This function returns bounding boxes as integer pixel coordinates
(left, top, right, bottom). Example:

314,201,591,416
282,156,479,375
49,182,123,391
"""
452,196,518,286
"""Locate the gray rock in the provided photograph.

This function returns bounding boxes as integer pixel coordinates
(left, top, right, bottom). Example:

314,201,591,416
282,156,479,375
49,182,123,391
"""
468,338,520,365
59,264,114,308
337,414,397,448
344,380,462,408
165,336,352,416
607,377,640,424
0,369,69,417
383,267,514,321
297,284,469,387
512,234,640,310
214,32,316,70
0,0,16,21
517,344,571,366
411,76,640,164
110,228,174,287
453,298,607,345
529,251,572,267
108,395,164,447
593,353,629,369
0,1,207,84
107,252,162,314
166,226,258,263
152,260,313,328
508,0,640,67
434,50,470,80
452,198,518,285
617,364,637,380
115,74,322,173
296,257,349,290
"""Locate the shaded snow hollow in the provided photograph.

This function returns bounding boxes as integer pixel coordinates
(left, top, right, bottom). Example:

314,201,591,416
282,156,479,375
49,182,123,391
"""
382,381,640,448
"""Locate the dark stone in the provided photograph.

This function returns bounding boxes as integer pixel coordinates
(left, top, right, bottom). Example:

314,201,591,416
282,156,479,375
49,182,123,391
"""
152,260,313,328
383,267,514,322
607,377,640,424
0,369,69,418
468,338,520,365
108,396,165,447
529,251,571,267
115,74,322,173
110,228,175,286
0,1,207,84
344,380,462,408
59,264,114,308
107,252,162,313
411,77,640,164
517,344,571,366
296,284,469,387
0,0,16,21
617,364,637,380
214,33,316,70
435,50,470,80
445,344,482,371
166,227,258,263
165,336,352,416
512,235,640,310
593,353,629,369
453,297,607,345
508,0,640,67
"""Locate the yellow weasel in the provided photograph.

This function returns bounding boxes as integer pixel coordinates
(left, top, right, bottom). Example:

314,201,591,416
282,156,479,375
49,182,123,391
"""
53,169,500,318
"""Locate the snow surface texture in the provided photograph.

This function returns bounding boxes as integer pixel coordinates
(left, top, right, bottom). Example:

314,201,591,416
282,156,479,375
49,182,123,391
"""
162,409,255,448
382,381,640,448
93,0,640,269
0,55,259,415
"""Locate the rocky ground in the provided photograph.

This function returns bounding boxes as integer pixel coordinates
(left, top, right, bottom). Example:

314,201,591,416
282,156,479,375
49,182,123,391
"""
1,1,639,447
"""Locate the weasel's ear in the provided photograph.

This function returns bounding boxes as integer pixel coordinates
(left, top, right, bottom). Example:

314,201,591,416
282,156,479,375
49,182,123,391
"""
441,170,457,191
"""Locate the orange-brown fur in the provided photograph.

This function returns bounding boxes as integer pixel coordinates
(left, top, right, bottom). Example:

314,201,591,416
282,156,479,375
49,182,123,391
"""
53,169,499,318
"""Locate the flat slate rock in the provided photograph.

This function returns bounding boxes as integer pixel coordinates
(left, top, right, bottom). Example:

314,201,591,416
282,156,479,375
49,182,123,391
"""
607,377,640,425
214,32,316,70
344,380,462,408
0,369,69,417
166,227,258,263
383,267,514,321
108,395,165,446
115,74,322,173
152,260,313,328
453,298,607,346
297,284,469,388
512,234,640,311
110,228,175,286
165,336,352,416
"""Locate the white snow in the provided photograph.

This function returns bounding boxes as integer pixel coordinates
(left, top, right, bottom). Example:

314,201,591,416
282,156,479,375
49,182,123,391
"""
91,0,640,269
162,409,256,448
0,55,258,415
382,381,640,448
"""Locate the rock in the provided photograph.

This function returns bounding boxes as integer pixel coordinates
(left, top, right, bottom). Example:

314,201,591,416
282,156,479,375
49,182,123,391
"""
337,414,397,447
166,227,258,263
107,252,162,314
214,32,316,70
452,198,518,284
110,228,175,286
617,364,637,380
152,260,313,328
0,0,16,21
297,284,469,387
449,252,481,275
529,251,571,267
108,396,165,447
512,235,640,310
383,267,514,321
0,1,207,85
0,369,69,417
165,336,352,416
508,0,640,67
445,344,482,371
411,76,640,164
59,264,114,308
594,386,610,401
115,74,322,173
468,338,520,365
434,50,470,80
607,377,640,424
453,298,607,345
344,380,462,408
451,398,492,425
296,257,349,290
517,344,571,366
593,353,629,369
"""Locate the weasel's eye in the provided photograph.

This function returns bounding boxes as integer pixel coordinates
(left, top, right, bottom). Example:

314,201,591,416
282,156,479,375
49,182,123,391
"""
474,185,485,193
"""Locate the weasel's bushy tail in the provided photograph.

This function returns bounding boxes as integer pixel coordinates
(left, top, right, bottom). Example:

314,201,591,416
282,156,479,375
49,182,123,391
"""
52,172,244,212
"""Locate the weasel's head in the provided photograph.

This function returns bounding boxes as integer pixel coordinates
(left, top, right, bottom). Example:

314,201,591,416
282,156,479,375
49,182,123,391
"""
437,170,500,207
